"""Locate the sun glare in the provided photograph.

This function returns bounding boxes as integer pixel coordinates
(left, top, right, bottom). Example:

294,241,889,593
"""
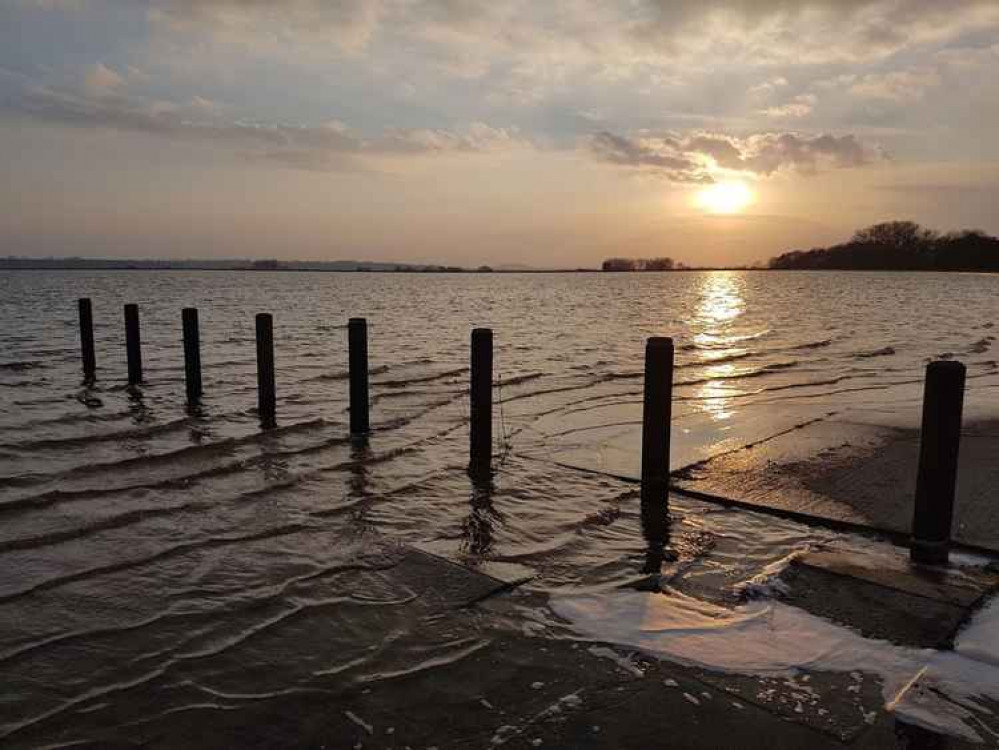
696,181,754,214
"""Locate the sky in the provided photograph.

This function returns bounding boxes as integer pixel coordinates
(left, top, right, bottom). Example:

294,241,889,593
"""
1,0,998,268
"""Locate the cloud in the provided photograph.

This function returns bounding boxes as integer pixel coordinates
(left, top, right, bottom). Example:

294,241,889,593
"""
14,0,85,8
379,122,527,153
629,0,999,64
749,77,789,99
3,76,528,170
590,130,881,182
849,69,942,102
10,0,999,174
738,132,881,175
137,0,999,71
590,131,707,183
934,43,999,69
149,0,385,54
82,63,125,97
763,94,817,119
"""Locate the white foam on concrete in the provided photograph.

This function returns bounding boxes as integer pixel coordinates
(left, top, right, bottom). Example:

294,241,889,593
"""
551,587,999,742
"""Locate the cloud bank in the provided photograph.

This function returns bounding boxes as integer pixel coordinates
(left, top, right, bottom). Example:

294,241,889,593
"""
590,130,882,182
6,69,527,170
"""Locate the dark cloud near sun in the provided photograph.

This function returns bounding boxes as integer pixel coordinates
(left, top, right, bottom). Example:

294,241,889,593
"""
590,130,882,182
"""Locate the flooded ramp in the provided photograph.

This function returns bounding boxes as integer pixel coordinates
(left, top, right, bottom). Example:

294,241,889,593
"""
0,544,524,749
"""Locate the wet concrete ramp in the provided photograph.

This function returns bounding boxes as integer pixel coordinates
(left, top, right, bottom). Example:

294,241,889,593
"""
675,415,999,551
0,544,528,749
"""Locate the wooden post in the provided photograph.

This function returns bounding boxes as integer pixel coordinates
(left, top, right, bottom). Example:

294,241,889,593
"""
255,313,276,429
182,308,202,403
348,318,369,435
640,337,675,573
124,303,143,385
469,328,493,478
911,360,966,565
640,337,674,510
78,298,96,380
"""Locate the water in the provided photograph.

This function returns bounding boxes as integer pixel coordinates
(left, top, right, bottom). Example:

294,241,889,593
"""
1,269,999,745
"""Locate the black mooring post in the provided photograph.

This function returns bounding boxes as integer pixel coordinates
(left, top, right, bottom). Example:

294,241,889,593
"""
255,313,276,429
124,304,143,385
911,360,966,566
78,298,96,381
640,337,675,574
348,318,369,435
469,328,493,478
182,308,202,403
640,337,674,509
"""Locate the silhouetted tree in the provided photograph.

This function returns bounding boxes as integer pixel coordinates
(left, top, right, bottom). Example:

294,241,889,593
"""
850,221,937,251
601,256,675,271
602,257,638,271
644,257,675,271
769,222,999,272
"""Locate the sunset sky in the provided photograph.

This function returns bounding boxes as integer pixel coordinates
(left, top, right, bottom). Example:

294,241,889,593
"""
2,0,997,267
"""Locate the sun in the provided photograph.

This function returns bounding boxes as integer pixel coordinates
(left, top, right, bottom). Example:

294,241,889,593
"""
695,181,754,214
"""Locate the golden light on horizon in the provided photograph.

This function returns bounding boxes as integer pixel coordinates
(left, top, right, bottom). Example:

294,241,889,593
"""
695,181,754,214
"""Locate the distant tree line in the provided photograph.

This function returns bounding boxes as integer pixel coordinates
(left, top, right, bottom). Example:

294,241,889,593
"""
769,222,999,272
0,257,480,273
601,257,677,271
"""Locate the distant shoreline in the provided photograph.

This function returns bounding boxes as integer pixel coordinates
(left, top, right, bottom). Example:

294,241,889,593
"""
3,265,997,274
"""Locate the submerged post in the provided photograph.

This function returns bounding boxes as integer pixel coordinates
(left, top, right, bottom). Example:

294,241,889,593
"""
640,337,675,574
255,313,276,429
640,337,674,509
182,308,202,403
124,303,143,385
911,360,966,566
78,298,96,380
469,328,493,479
348,318,369,435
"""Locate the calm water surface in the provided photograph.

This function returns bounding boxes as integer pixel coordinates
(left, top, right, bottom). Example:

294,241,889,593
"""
1,270,997,745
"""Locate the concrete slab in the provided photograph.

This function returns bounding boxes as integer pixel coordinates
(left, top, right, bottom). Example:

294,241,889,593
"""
10,536,995,749
893,674,999,747
393,547,533,607
674,415,999,551
494,659,864,750
410,540,538,593
778,549,998,649
690,664,886,743
0,543,532,750
518,400,837,479
782,562,968,649
796,550,997,609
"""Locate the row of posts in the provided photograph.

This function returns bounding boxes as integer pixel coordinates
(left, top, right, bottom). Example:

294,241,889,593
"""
79,299,204,404
77,299,494,476
78,299,966,566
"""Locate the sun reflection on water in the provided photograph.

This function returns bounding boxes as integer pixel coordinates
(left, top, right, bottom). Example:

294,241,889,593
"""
693,273,746,421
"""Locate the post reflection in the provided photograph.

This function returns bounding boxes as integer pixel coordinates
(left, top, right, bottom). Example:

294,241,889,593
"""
463,474,501,557
126,385,153,426
257,431,291,485
348,435,373,519
641,496,676,577
185,399,214,445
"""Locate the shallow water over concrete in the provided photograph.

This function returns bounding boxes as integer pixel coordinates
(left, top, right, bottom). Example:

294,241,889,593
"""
2,269,999,745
